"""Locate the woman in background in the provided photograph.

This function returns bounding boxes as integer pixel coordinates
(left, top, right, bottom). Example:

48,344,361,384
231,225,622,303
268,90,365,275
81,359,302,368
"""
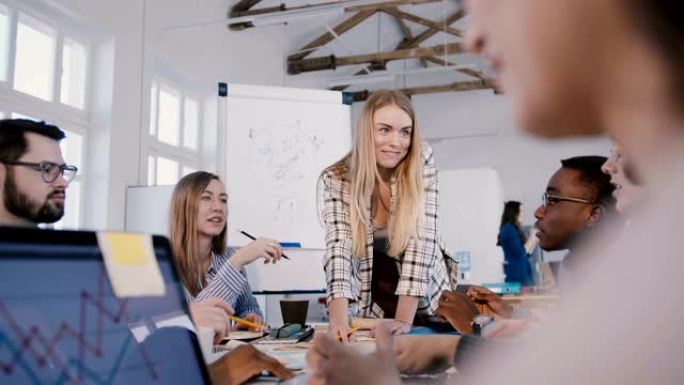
170,171,283,339
498,201,536,286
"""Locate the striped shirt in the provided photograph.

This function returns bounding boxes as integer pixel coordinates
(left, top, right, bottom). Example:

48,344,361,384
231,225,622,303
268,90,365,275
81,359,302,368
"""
189,247,263,318
319,143,458,319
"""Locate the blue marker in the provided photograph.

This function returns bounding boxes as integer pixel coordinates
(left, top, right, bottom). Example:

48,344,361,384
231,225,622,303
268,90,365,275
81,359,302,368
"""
278,242,302,248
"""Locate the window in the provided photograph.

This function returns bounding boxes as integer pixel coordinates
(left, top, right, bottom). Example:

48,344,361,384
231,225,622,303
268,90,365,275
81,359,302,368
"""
146,77,202,185
147,155,155,185
149,82,158,136
156,156,179,185
182,166,196,177
183,97,198,150
11,112,36,120
57,180,80,229
1,4,91,229
14,13,56,101
0,4,9,82
54,129,84,229
157,84,180,146
60,37,87,109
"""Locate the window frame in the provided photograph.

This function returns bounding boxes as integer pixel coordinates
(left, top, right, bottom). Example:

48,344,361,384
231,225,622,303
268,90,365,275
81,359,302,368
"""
0,0,92,229
145,75,202,185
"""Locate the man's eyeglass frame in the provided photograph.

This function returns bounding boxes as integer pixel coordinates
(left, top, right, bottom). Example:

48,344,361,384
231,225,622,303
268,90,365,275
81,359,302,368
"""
541,192,594,210
1,160,78,183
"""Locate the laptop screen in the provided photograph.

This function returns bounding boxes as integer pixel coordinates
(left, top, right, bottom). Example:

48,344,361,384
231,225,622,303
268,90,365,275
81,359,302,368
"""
0,228,211,385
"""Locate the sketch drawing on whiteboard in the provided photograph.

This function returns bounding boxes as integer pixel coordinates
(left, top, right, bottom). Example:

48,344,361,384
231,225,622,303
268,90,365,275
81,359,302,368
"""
247,120,325,226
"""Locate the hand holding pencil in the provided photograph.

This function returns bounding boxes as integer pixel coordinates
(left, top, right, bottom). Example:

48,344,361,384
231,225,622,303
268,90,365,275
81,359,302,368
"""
230,314,266,332
337,327,360,342
231,236,285,269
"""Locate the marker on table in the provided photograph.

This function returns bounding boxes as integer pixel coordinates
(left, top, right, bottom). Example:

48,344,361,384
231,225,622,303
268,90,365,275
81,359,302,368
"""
238,230,291,260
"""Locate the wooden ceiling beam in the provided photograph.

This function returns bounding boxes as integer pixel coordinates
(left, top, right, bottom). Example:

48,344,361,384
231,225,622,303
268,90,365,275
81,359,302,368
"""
382,8,463,37
423,56,486,81
347,79,495,102
232,0,440,18
402,80,494,95
398,9,464,49
346,0,442,12
289,42,464,74
288,10,378,62
391,10,414,41
390,9,426,67
331,9,466,90
231,0,263,13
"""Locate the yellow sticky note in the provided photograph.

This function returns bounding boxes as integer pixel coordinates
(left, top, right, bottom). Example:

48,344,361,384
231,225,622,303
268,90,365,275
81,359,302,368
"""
97,231,165,298
106,233,147,265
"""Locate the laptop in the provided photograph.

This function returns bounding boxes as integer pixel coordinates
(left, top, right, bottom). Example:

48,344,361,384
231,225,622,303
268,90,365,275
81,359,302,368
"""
0,227,212,385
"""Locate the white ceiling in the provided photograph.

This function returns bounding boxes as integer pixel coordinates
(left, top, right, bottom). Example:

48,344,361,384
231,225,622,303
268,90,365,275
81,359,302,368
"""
228,0,489,91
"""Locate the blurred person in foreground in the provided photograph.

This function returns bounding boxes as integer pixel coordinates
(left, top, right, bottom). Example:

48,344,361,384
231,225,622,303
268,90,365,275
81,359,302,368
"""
308,1,684,384
601,144,646,217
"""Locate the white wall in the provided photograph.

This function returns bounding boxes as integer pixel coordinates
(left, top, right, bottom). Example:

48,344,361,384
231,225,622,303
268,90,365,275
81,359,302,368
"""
414,91,612,225
439,168,505,284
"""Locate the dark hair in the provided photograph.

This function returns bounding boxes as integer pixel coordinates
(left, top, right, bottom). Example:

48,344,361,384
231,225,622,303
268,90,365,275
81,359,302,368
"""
560,156,616,211
0,119,66,162
627,1,684,107
498,200,526,246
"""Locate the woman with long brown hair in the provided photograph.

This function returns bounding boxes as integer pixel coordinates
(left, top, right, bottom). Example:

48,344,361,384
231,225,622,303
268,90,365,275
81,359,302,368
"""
319,90,456,341
170,171,283,337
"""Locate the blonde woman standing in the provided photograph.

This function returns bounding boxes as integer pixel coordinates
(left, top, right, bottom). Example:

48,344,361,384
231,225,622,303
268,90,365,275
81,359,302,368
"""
319,90,456,341
170,171,283,339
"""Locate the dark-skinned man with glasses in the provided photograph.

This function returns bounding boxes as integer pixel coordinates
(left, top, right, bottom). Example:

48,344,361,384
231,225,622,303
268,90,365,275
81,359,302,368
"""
533,156,618,284
0,119,77,226
444,156,621,331
449,156,619,330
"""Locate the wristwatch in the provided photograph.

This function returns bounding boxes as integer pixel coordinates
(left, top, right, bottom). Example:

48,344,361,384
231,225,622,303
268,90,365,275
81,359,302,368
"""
471,315,494,336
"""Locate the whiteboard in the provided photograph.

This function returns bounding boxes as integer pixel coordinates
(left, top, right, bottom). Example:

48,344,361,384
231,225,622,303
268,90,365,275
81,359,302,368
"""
244,249,326,292
438,168,505,284
125,185,174,235
223,84,352,249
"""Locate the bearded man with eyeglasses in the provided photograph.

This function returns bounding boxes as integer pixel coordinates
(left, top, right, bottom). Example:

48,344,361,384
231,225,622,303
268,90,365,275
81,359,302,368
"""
0,119,78,226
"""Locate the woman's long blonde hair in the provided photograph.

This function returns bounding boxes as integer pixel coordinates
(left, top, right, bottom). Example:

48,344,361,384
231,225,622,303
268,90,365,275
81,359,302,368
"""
169,171,227,295
325,90,424,257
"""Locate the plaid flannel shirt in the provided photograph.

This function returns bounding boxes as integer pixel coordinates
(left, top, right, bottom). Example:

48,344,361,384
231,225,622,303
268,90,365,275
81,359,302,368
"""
320,144,458,318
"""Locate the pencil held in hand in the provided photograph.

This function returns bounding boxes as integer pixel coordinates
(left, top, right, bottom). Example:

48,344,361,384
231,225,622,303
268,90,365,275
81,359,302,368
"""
230,315,264,331
238,230,291,260
337,327,360,341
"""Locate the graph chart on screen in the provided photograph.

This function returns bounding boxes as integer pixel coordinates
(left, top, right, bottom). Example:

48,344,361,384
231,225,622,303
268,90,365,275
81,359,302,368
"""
0,268,158,384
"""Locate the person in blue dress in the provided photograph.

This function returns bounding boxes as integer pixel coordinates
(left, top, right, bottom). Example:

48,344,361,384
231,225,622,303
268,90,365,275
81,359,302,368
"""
498,201,534,286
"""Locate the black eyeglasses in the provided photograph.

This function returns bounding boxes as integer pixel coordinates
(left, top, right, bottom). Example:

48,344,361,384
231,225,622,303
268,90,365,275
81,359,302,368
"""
1,160,78,183
542,192,593,210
